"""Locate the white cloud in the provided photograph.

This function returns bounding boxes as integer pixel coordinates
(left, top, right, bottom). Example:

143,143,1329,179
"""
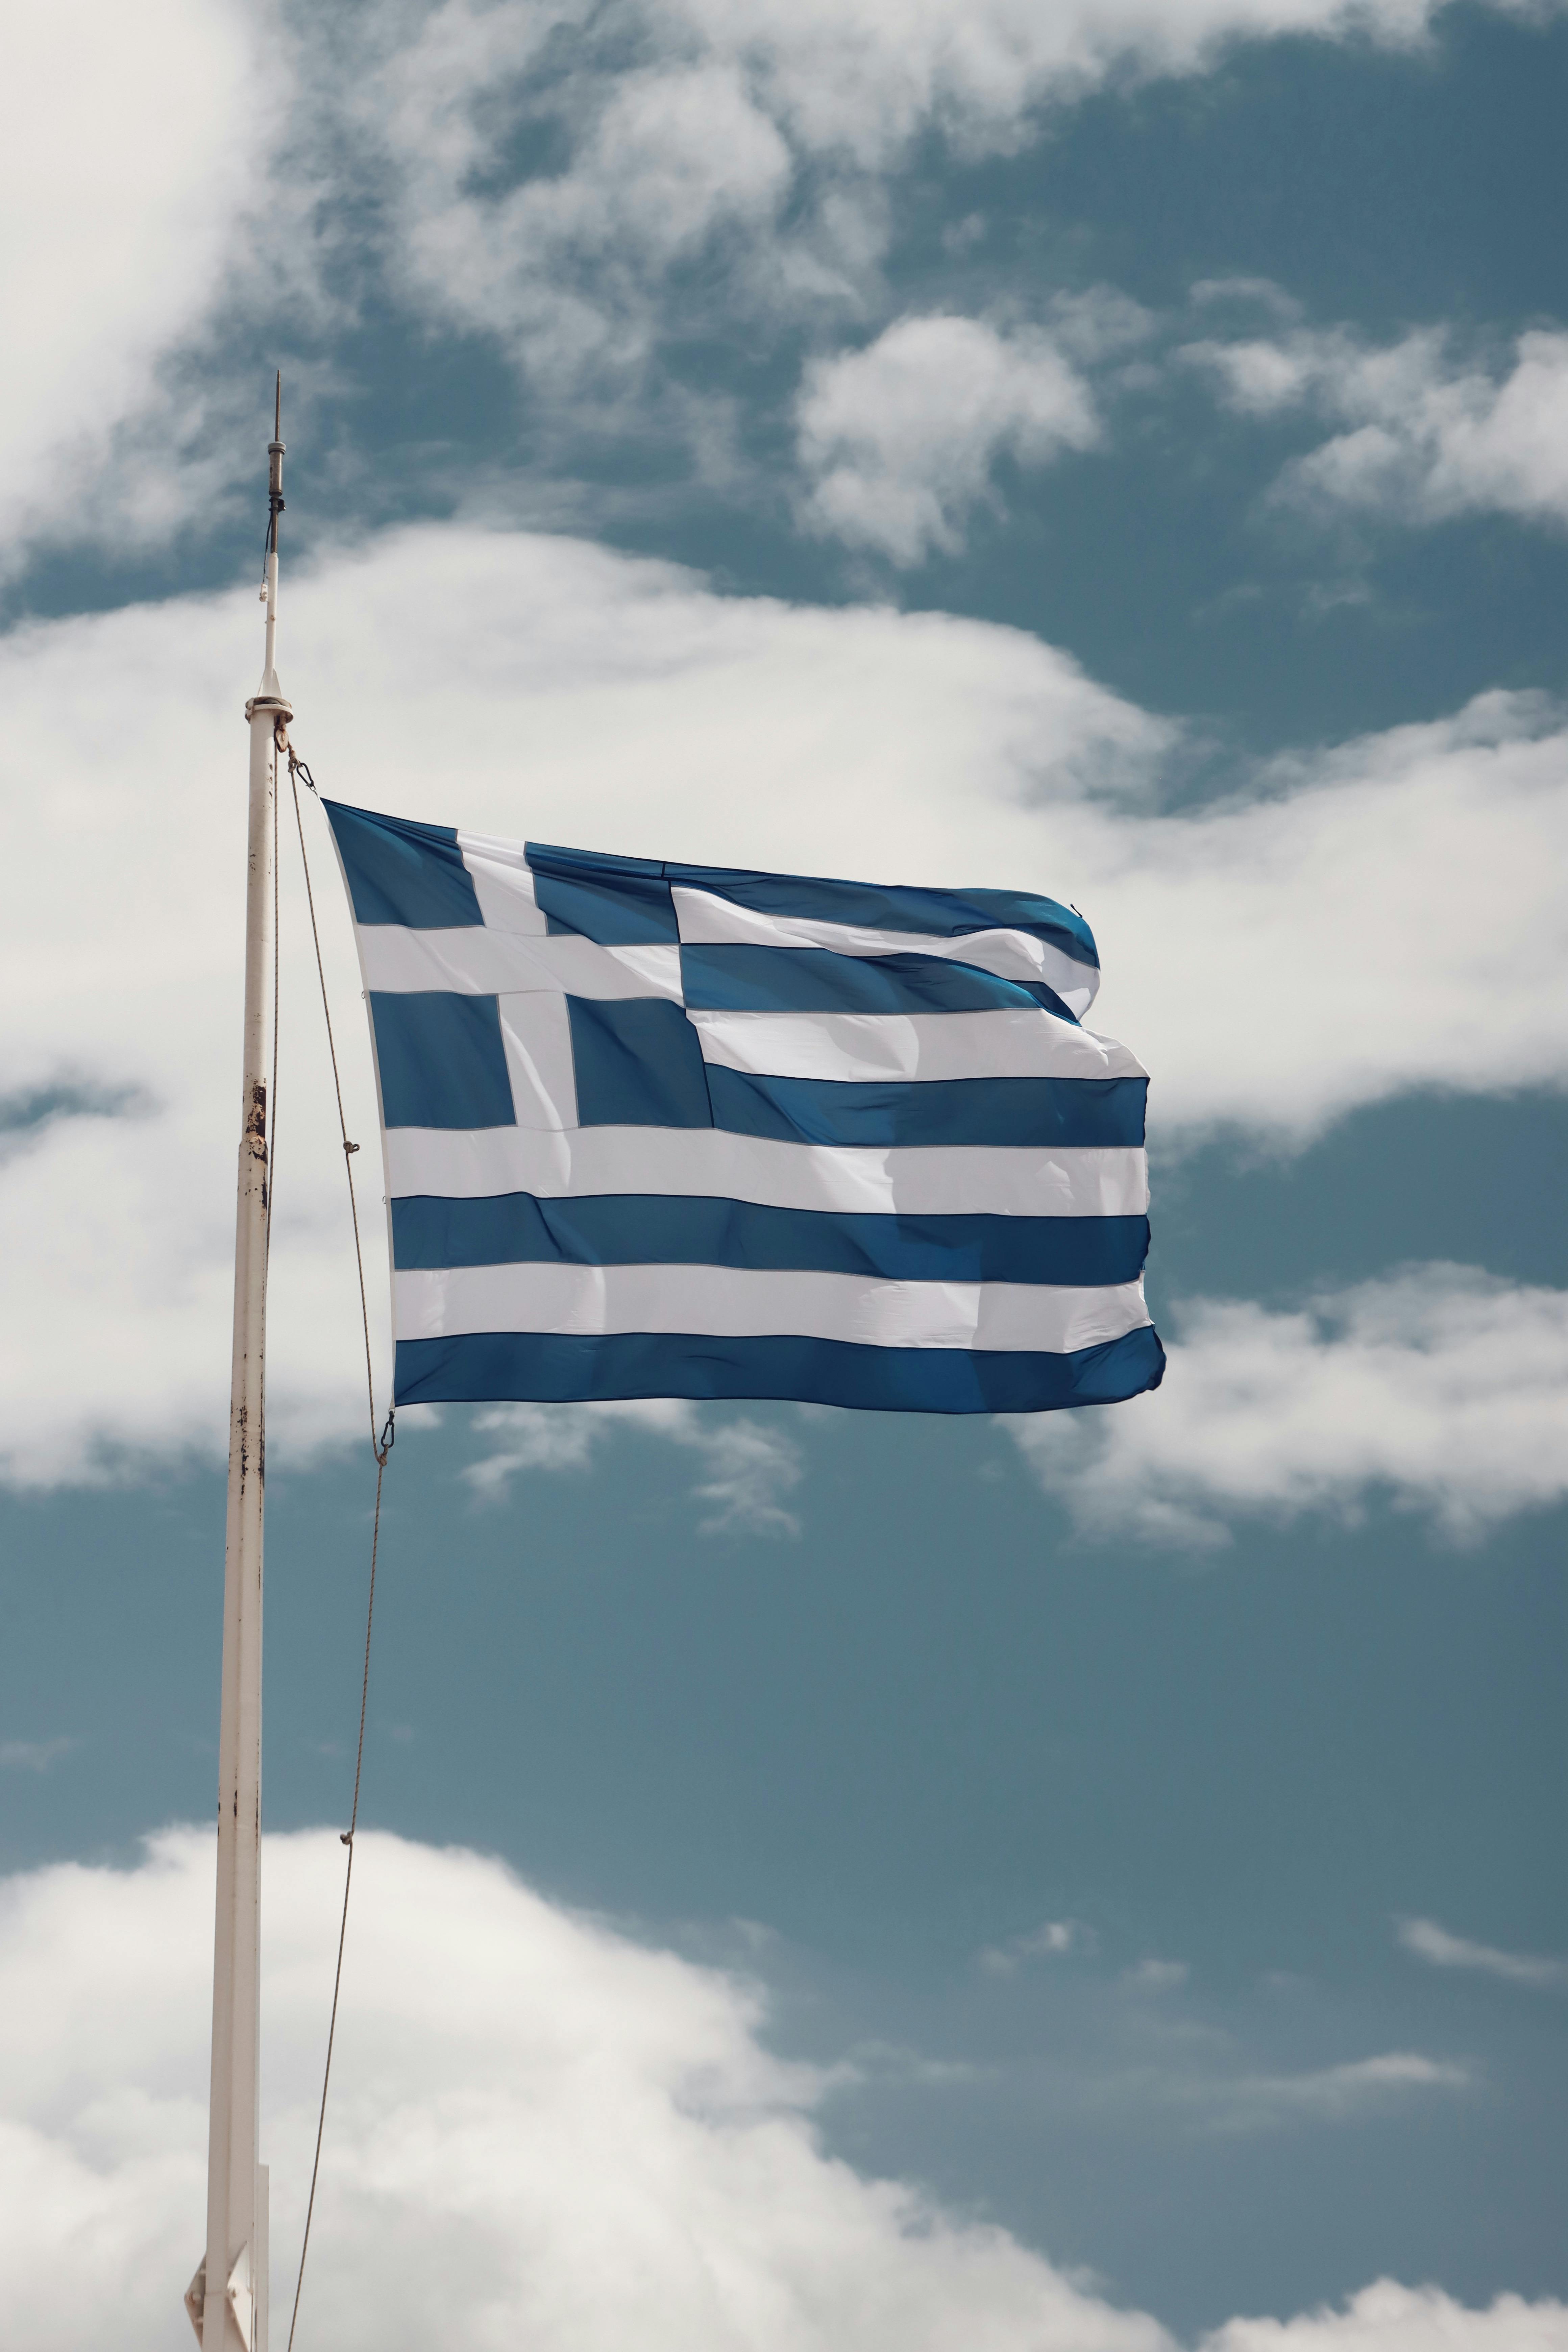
0,1739,75,1774
1,0,284,563
1123,1959,1191,1992
0,1827,1547,2351
1204,2281,1568,2352
833,2039,995,2090
1081,2015,1471,2136
980,1919,1096,1975
337,0,1522,405
463,1398,685,1484
4,524,1568,1484
1011,1268,1568,1548
467,1401,804,1535
1190,277,1304,321
688,1415,805,1534
797,315,1103,562
0,1825,1183,2352
1208,2053,1471,2127
4,2,1558,560
1096,2050,1472,2136
1185,323,1568,528
1093,689,1568,1137
377,33,795,394
1397,1917,1568,1990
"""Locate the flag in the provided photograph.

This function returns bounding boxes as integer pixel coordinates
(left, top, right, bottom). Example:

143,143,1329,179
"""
324,802,1164,1415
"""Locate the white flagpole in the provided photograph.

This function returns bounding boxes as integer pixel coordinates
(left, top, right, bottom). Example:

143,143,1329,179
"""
189,381,291,2352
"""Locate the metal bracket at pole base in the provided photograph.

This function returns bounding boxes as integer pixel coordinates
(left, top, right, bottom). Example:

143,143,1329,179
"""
183,2242,254,2351
184,2256,205,2344
185,2165,268,2352
227,2240,255,2351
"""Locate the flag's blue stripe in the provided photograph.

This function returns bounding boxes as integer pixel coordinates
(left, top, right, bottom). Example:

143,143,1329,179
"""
325,801,484,929
526,841,1099,969
679,943,1077,1019
568,996,714,1127
370,992,516,1128
524,842,680,944
705,1068,1147,1149
390,1193,1151,1285
395,1325,1166,1414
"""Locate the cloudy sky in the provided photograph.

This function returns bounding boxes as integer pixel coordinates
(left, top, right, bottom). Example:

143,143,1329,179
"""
3,1,1567,2347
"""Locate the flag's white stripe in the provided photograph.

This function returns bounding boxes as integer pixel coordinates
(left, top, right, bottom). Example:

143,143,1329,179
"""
671,889,1099,1013
457,833,549,936
357,928,683,1000
498,991,577,1129
384,1125,1149,1218
396,1262,1151,1353
687,1007,1145,1084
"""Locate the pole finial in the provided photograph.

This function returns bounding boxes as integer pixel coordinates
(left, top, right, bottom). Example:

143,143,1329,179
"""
258,372,289,707
267,375,286,514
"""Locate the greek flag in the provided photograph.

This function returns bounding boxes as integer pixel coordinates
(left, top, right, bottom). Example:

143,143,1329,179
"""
325,802,1164,1415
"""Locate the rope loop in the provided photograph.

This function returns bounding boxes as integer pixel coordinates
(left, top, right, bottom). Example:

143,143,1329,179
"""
284,744,383,1459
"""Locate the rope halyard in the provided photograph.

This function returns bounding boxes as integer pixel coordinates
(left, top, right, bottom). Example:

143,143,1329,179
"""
277,734,393,2350
284,739,389,1462
286,1441,386,2352
267,724,279,1272
262,722,281,1449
